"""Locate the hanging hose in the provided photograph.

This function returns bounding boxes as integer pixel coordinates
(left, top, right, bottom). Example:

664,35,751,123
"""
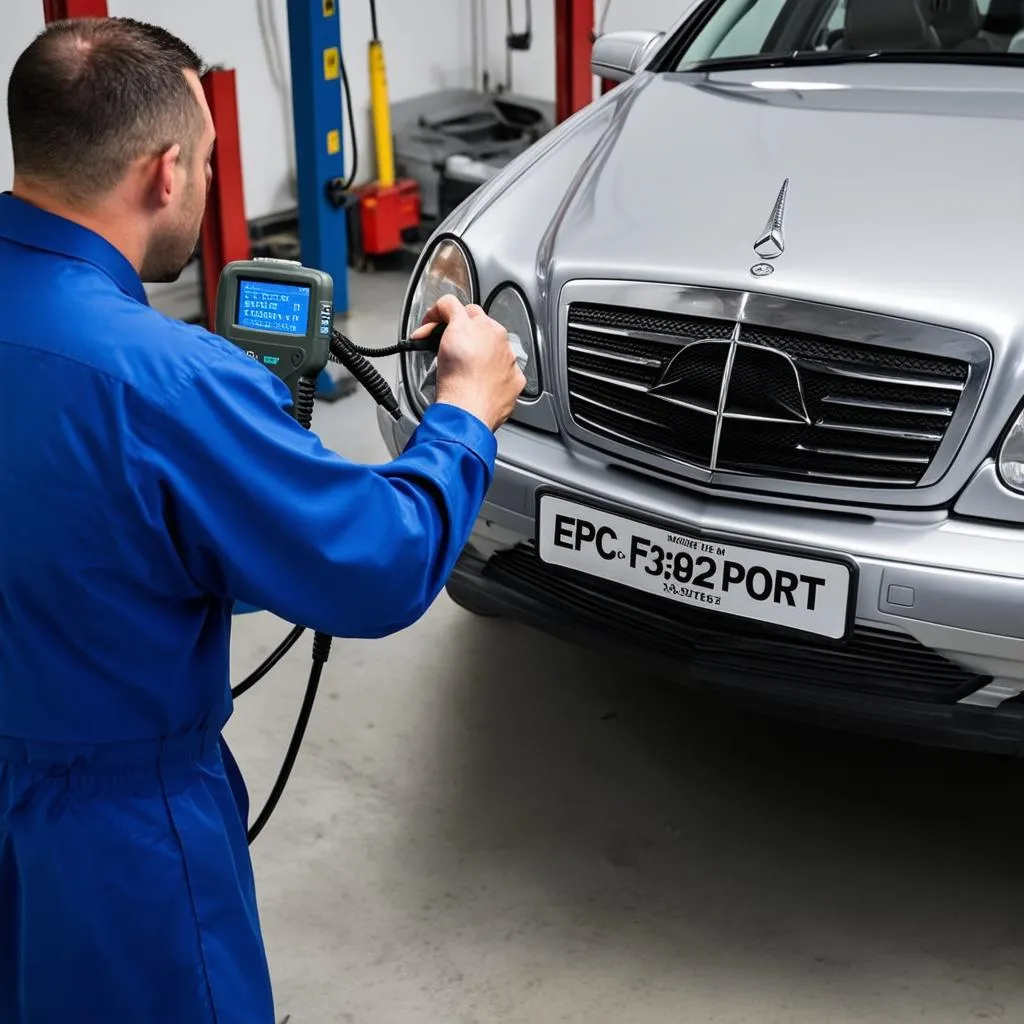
338,48,359,192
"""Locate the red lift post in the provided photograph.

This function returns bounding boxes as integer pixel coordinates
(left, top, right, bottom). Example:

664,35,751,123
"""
43,0,108,18
555,0,595,123
199,69,251,328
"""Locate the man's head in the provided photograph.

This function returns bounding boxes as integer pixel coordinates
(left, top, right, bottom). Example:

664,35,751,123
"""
7,18,214,282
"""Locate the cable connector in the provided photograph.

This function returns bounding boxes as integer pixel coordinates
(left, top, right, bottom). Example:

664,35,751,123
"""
312,631,333,665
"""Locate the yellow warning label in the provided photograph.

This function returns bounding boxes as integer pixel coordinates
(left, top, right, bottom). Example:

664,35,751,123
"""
326,130,341,155
323,0,335,15
323,47,340,81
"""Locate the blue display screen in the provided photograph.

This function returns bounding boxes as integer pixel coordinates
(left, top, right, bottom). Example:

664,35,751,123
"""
236,278,311,335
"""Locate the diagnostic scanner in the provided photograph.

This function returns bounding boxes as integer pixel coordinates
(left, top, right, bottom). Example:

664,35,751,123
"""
212,259,450,846
215,259,334,408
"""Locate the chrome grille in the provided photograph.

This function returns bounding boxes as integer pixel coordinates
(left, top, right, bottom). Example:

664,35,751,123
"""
566,302,970,487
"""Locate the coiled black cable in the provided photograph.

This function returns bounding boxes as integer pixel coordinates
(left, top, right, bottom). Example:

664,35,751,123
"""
327,324,445,419
341,339,405,358
293,372,317,430
331,323,445,360
329,329,403,420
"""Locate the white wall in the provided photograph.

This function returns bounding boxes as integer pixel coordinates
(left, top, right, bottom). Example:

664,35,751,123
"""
476,0,692,103
0,4,46,191
1,0,691,221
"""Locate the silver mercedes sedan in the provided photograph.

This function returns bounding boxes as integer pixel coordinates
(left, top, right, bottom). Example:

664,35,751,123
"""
379,0,1024,754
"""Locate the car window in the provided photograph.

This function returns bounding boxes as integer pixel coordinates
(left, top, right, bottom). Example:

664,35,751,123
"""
669,0,1024,68
826,0,845,33
714,0,790,58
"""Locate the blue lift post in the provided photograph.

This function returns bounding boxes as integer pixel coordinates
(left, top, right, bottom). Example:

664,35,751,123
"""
286,0,356,401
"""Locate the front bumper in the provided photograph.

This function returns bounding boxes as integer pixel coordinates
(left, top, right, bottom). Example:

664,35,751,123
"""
380,406,1024,753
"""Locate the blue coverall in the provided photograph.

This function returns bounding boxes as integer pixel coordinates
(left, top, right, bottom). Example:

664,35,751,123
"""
0,193,496,1023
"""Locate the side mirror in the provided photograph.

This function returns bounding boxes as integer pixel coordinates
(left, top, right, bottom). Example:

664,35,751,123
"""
591,30,665,82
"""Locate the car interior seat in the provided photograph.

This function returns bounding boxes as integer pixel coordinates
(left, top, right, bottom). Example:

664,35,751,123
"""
841,0,943,49
924,0,993,49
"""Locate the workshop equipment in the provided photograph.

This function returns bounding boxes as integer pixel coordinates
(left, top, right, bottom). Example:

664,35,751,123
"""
391,90,553,220
349,0,423,267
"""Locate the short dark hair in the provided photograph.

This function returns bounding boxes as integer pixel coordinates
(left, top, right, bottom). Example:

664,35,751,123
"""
7,18,205,202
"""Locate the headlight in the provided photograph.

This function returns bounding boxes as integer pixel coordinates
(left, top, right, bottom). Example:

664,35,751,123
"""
485,285,541,399
998,410,1024,492
403,237,475,408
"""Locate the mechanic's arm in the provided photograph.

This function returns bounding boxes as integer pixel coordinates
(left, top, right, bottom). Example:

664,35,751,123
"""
137,297,525,638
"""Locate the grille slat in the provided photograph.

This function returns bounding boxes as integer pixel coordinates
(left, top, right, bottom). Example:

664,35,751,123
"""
568,366,650,394
569,366,717,416
566,303,969,488
567,322,696,349
567,342,662,369
797,444,931,466
796,358,966,392
814,419,946,443
821,395,955,418
570,390,664,428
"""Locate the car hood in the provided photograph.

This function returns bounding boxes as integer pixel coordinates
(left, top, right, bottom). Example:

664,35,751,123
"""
465,63,1024,344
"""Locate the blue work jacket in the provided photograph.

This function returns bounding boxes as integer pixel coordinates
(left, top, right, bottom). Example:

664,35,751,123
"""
0,192,495,1023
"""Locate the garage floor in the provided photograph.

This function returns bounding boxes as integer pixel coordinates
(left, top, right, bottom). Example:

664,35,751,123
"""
225,269,1024,1024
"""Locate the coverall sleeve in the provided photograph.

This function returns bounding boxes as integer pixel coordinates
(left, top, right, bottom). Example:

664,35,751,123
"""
133,349,497,638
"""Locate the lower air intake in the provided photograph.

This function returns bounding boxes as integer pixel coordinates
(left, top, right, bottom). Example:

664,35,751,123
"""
482,543,988,704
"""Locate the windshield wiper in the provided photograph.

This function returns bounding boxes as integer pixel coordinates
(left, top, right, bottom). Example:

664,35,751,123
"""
680,50,1024,73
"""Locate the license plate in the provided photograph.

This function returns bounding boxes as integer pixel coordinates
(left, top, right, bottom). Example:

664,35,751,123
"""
537,495,853,640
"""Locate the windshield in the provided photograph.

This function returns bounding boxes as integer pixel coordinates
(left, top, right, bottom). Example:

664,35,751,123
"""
670,0,1022,70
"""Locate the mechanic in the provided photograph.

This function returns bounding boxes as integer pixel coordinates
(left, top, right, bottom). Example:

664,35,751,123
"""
0,17,523,1024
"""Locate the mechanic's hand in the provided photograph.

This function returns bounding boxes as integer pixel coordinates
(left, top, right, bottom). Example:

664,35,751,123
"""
412,294,525,432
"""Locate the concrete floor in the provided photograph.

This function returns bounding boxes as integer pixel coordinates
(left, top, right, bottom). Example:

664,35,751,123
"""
225,268,1024,1024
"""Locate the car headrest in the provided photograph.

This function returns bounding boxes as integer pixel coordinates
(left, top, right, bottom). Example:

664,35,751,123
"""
845,0,941,50
925,0,983,47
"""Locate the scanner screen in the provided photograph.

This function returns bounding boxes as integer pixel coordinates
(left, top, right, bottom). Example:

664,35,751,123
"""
236,278,311,336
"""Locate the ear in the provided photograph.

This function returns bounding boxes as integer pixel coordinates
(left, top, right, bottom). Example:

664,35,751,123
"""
152,143,183,209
